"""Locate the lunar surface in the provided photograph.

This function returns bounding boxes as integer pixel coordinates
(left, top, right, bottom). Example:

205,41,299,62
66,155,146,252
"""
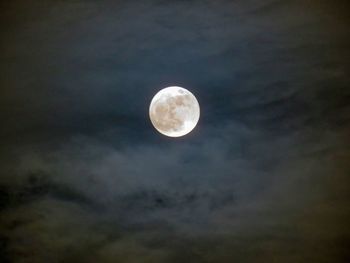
149,86,200,137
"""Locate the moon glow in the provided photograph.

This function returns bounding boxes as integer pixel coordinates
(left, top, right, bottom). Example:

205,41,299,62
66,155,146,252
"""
149,86,200,137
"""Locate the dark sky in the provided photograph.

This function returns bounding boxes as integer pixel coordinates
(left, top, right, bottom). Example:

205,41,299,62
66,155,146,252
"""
1,0,349,262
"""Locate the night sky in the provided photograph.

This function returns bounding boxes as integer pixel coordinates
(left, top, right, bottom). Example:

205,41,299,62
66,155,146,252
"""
1,0,349,262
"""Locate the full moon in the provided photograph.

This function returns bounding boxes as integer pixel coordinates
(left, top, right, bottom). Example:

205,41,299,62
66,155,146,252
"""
149,86,200,137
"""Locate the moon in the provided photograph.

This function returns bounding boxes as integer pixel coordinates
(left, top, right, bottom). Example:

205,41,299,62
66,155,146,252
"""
149,86,200,137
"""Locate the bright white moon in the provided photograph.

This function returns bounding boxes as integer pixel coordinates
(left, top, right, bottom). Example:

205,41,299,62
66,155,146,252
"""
149,86,200,137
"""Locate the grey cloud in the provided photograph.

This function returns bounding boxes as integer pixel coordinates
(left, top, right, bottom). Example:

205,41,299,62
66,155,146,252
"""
2,125,349,261
0,0,349,262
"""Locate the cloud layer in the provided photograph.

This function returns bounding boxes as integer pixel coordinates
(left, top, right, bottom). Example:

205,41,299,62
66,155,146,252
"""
0,0,349,262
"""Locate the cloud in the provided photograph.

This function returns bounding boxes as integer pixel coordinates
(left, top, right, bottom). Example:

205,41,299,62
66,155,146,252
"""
0,117,348,261
0,0,349,262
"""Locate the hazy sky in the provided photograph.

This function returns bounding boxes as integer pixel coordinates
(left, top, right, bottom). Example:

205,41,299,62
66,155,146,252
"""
0,0,349,262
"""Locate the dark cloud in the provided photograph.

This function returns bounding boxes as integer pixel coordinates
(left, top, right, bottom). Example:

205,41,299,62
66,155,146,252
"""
0,0,349,262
